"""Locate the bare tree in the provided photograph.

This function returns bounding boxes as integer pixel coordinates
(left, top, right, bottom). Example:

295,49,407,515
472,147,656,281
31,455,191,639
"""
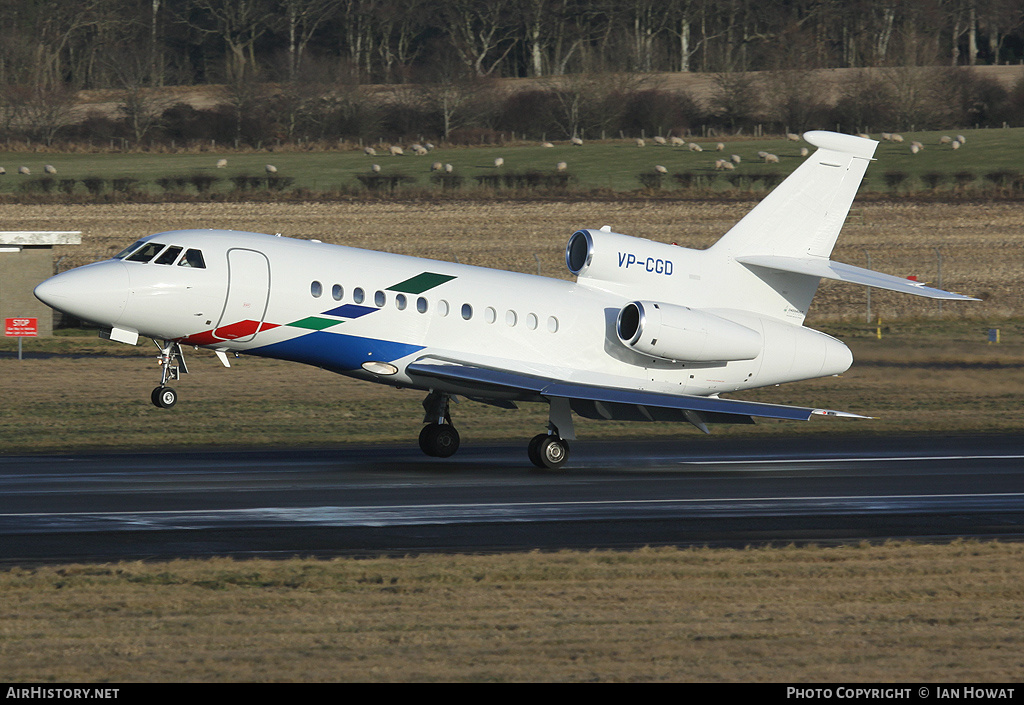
184,0,275,82
545,71,646,139
277,0,337,81
17,82,78,145
435,0,518,77
107,49,174,143
416,58,496,139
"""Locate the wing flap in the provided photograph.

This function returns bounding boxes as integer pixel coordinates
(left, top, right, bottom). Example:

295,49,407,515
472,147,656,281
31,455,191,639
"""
406,361,867,424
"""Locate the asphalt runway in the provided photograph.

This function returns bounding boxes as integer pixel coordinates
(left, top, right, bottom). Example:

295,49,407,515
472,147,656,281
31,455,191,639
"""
2,434,1023,563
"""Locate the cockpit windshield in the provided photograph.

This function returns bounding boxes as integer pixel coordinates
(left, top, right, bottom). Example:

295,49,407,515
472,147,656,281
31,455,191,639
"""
114,240,146,259
154,246,183,265
125,242,167,263
115,240,205,268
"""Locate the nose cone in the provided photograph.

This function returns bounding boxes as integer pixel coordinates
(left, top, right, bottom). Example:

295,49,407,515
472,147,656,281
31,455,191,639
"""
34,261,130,326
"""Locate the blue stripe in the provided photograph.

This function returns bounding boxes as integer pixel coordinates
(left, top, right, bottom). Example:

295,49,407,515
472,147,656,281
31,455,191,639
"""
250,331,423,372
322,304,377,319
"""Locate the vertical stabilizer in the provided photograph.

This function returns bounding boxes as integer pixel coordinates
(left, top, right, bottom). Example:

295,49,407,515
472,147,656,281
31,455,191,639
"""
711,131,877,261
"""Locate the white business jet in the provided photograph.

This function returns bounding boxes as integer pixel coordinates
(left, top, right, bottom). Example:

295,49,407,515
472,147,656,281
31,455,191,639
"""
34,131,974,468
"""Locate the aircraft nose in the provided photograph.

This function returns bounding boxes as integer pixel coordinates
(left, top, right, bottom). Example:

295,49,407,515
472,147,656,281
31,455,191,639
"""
34,261,130,326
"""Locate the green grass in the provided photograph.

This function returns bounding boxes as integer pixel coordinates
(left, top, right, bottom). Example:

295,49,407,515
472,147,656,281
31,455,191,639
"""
2,127,1022,196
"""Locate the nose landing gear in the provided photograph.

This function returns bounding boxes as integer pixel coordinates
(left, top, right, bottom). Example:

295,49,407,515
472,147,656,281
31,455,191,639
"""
151,340,187,409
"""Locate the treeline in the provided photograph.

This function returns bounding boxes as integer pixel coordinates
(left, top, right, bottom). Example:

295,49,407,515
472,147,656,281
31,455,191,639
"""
1,0,1022,88
7,65,1024,149
4,0,1024,148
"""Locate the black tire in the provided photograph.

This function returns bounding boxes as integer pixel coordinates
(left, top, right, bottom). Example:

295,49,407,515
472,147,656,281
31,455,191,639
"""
152,386,177,409
418,424,439,456
419,423,460,458
531,435,569,470
527,433,547,467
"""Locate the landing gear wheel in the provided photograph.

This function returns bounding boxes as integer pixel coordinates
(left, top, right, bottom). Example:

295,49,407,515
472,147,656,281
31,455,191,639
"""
419,423,460,458
529,433,569,470
151,386,177,409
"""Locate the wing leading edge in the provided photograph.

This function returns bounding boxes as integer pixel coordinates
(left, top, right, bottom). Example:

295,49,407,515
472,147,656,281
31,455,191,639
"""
406,360,867,435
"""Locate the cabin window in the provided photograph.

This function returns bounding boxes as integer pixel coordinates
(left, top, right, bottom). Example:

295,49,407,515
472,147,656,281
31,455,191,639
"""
506,310,517,327
154,246,183,265
178,249,206,268
353,288,365,303
375,290,386,307
417,297,428,314
484,307,496,324
311,281,323,298
438,300,449,317
461,303,473,320
126,242,166,263
395,294,407,310
332,284,343,301
547,316,559,333
526,313,538,330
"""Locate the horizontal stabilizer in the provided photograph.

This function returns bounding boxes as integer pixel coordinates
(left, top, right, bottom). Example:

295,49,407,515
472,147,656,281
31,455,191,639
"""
737,255,979,301
407,361,868,424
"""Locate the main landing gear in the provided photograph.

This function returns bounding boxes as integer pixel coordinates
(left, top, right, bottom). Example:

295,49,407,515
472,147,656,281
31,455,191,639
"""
527,432,570,470
151,340,187,409
419,391,460,457
417,391,572,470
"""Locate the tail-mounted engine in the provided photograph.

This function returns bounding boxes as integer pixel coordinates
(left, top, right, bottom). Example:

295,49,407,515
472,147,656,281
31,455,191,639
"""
616,300,762,363
566,228,687,285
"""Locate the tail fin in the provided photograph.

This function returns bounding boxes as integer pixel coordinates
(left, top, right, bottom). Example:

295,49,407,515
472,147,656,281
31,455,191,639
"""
711,131,876,261
710,131,977,307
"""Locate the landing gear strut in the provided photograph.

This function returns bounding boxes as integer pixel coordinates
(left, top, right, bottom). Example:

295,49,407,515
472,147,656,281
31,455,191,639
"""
151,340,187,409
419,391,460,458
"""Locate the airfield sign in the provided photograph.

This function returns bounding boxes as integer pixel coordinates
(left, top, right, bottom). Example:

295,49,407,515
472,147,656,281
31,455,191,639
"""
5,317,38,337
5,317,38,360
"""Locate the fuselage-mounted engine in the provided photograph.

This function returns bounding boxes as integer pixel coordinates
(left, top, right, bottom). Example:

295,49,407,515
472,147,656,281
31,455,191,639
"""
615,300,762,363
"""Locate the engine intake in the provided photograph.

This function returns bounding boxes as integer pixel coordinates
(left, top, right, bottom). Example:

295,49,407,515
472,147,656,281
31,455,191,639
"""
616,301,762,362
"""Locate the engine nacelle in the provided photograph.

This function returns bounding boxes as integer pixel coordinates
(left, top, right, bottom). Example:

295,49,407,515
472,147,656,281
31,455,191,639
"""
616,300,762,362
566,228,689,284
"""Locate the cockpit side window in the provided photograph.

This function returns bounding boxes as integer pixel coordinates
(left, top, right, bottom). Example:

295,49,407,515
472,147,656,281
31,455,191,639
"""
125,242,166,263
154,245,183,265
178,249,206,269
114,240,147,259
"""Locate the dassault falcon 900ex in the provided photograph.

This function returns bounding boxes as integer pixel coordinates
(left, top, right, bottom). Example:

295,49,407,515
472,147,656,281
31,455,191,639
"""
34,131,975,469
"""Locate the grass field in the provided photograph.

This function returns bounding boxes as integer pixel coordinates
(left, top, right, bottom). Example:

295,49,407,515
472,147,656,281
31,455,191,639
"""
2,127,1023,197
2,542,1022,682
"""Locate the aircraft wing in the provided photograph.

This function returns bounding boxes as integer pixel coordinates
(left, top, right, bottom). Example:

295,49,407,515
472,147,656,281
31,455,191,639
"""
406,360,867,433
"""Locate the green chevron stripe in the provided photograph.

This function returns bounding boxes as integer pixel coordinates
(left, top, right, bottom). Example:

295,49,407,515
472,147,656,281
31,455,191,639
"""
289,316,341,330
387,272,456,294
